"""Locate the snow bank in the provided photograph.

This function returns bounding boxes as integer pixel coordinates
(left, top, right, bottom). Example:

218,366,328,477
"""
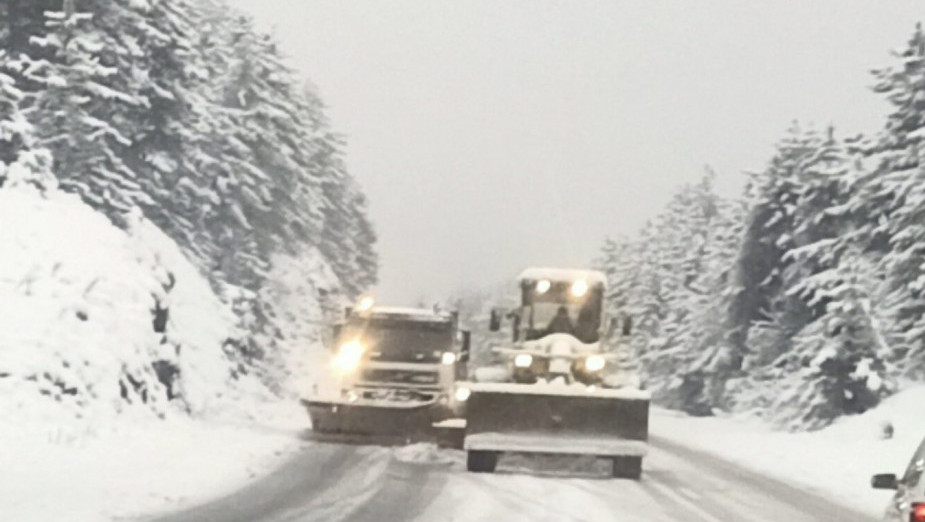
0,401,306,522
0,183,257,428
260,249,344,398
0,184,317,521
653,385,925,517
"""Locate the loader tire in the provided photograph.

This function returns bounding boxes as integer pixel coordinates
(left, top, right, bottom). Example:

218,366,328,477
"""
467,451,498,473
611,456,642,479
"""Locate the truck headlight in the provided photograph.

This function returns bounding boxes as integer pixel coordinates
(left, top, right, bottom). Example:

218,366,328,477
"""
441,352,457,365
585,355,606,372
454,386,471,402
514,353,533,368
355,296,375,312
333,341,365,373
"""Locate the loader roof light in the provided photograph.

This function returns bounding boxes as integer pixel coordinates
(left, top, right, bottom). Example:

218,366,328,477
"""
571,279,589,298
585,355,606,372
514,353,533,368
441,352,457,365
355,296,375,312
535,279,551,294
454,386,471,402
332,340,365,373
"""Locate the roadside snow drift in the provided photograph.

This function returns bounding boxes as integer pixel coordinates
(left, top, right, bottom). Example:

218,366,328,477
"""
0,183,255,428
0,183,317,522
653,385,925,517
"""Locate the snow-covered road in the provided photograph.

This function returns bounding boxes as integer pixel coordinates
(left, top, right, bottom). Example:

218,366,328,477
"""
148,432,869,522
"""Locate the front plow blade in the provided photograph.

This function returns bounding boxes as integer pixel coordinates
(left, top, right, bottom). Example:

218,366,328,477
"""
463,384,649,458
302,398,445,445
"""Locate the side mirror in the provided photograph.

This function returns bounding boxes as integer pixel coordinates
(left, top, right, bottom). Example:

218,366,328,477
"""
329,324,343,351
459,330,471,362
871,473,899,490
489,308,502,332
622,316,633,337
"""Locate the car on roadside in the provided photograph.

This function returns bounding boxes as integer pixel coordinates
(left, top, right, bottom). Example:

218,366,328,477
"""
872,435,925,521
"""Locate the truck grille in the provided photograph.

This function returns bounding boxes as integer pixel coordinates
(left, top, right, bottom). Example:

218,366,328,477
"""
360,368,439,386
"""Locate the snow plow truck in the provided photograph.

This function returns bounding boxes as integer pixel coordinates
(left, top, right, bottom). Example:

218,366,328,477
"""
456,268,650,479
302,300,471,445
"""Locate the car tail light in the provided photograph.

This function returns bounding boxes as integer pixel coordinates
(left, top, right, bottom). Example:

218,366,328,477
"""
911,503,925,522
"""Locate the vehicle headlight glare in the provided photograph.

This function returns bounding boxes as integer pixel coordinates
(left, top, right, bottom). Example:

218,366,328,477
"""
585,355,606,372
355,296,375,312
333,341,365,372
441,352,457,365
454,386,471,402
571,279,589,298
536,279,551,294
514,353,533,368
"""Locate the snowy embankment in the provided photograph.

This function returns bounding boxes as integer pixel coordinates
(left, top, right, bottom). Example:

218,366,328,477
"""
653,386,925,517
0,184,315,522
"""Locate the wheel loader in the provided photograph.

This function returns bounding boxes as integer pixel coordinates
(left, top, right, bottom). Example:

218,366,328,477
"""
455,268,650,478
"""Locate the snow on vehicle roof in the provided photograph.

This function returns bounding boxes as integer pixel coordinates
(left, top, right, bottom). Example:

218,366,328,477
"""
517,267,608,287
364,306,454,322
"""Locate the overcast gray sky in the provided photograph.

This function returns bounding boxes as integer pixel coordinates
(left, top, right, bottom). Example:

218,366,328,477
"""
231,0,921,304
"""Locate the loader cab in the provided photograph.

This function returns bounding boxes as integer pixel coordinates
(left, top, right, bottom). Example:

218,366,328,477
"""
490,268,607,345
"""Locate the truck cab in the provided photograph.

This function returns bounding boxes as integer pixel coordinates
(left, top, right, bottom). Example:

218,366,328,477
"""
331,306,470,402
303,302,471,444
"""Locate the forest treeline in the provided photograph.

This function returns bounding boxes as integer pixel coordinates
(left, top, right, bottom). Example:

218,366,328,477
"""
597,25,925,430
0,0,377,384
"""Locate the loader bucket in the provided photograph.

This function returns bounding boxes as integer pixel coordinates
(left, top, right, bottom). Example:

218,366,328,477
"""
302,398,447,445
462,384,649,458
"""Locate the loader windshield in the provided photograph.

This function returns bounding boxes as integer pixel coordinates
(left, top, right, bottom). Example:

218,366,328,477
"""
522,281,602,343
342,318,453,363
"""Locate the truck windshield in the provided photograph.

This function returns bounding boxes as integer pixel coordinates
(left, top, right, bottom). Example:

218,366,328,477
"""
342,318,453,363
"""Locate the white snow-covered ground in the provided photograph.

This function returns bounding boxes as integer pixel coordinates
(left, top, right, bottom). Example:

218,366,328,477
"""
0,181,323,522
653,386,925,517
0,400,306,522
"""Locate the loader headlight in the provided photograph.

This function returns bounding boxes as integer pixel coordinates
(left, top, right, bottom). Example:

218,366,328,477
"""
454,386,471,402
571,279,589,298
585,355,606,372
441,352,457,365
332,341,365,373
514,353,533,368
536,279,551,294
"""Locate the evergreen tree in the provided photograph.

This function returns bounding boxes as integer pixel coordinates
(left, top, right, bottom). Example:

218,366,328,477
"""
860,24,925,379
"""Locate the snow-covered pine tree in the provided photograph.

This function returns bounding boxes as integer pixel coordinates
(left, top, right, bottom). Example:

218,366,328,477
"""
302,85,379,296
599,171,739,414
859,24,925,380
26,0,152,217
750,129,891,428
0,50,55,190
725,125,821,371
770,252,889,430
